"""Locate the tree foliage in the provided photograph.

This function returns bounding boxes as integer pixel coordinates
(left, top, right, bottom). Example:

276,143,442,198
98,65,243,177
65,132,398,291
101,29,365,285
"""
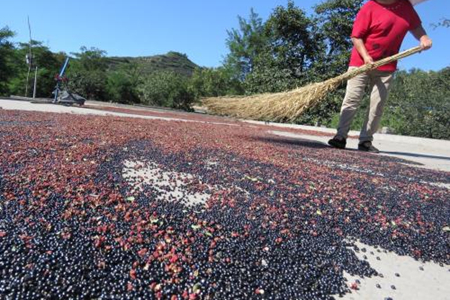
313,0,364,78
8,41,64,97
294,0,364,125
189,67,243,98
223,9,267,81
0,27,16,95
244,1,319,94
68,47,108,100
138,71,195,111
384,68,450,139
106,63,142,104
228,0,363,124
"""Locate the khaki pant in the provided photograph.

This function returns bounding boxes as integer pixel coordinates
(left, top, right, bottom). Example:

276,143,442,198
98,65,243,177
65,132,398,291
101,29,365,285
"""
336,67,395,142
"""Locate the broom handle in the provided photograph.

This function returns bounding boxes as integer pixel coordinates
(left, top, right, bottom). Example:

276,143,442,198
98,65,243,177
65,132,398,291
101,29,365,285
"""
338,46,423,82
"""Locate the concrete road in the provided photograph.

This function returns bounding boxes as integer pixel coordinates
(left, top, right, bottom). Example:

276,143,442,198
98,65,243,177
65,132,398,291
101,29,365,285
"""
267,130,450,173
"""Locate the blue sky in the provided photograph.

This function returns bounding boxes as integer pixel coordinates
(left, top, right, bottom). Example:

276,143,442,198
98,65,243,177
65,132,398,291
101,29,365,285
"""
1,0,449,71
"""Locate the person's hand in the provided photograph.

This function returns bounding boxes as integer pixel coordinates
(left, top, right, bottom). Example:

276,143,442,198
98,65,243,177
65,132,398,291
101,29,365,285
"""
363,55,374,66
420,35,432,50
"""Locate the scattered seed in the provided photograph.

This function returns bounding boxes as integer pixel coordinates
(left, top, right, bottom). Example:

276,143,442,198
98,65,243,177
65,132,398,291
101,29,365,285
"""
0,110,447,300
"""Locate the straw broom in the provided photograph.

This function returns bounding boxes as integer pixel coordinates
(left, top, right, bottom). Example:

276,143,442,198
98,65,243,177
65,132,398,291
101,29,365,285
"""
202,46,423,122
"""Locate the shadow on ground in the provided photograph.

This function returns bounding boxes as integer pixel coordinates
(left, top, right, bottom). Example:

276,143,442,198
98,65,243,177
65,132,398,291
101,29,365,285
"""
381,151,450,161
251,135,426,167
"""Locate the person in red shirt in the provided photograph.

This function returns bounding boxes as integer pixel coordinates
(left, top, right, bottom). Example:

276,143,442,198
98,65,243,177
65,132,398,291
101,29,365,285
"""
328,0,432,153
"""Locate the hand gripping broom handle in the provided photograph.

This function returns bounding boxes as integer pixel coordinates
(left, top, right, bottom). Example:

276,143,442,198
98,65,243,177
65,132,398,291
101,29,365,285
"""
336,46,423,82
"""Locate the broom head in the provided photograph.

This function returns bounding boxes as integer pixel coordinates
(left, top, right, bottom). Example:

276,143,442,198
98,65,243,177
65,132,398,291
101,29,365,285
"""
202,46,423,122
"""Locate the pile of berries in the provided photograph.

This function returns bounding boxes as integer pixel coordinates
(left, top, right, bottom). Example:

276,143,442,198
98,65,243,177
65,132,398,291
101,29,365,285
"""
0,110,448,299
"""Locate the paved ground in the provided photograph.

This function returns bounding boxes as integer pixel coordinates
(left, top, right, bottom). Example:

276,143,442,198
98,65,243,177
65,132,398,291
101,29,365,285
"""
268,131,450,173
245,121,450,173
1,98,449,300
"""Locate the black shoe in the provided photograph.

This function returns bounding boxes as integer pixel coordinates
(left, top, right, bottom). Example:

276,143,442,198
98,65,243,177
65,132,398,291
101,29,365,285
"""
358,141,379,153
328,136,346,149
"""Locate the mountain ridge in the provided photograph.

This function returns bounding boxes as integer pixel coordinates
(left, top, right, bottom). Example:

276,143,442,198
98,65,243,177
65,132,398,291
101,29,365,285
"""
105,51,201,77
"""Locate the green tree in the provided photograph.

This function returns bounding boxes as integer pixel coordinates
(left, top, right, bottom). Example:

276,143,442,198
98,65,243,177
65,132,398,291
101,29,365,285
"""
244,1,319,94
106,63,142,104
313,0,364,78
138,71,195,110
68,47,108,100
383,68,450,139
8,41,64,98
223,9,267,81
221,0,364,125
188,67,243,99
0,27,15,96
295,0,364,126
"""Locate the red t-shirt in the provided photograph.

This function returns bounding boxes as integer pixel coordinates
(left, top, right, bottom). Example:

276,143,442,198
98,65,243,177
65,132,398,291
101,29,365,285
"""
349,0,422,71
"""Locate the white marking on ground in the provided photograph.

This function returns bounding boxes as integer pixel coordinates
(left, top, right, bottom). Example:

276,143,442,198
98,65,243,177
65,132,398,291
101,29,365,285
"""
340,241,450,300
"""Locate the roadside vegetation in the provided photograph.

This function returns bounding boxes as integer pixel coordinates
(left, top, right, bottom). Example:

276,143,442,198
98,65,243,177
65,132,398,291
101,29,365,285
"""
0,0,448,139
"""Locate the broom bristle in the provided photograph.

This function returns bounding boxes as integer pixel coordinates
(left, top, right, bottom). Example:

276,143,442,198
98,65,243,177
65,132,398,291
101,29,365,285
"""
203,46,422,121
203,77,343,122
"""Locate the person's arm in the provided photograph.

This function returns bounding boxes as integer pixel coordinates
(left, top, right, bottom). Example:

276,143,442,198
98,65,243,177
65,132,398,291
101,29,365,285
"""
351,37,374,65
410,24,432,50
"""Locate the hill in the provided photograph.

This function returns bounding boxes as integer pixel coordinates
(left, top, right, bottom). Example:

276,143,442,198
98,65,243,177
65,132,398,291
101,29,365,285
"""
105,51,200,77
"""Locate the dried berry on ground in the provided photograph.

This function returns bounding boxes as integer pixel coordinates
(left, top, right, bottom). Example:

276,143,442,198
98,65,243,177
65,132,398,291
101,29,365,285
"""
0,110,449,299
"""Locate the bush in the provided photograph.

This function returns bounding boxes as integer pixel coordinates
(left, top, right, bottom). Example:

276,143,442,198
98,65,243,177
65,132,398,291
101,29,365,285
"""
106,71,140,104
138,71,195,111
188,67,244,99
0,27,15,96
